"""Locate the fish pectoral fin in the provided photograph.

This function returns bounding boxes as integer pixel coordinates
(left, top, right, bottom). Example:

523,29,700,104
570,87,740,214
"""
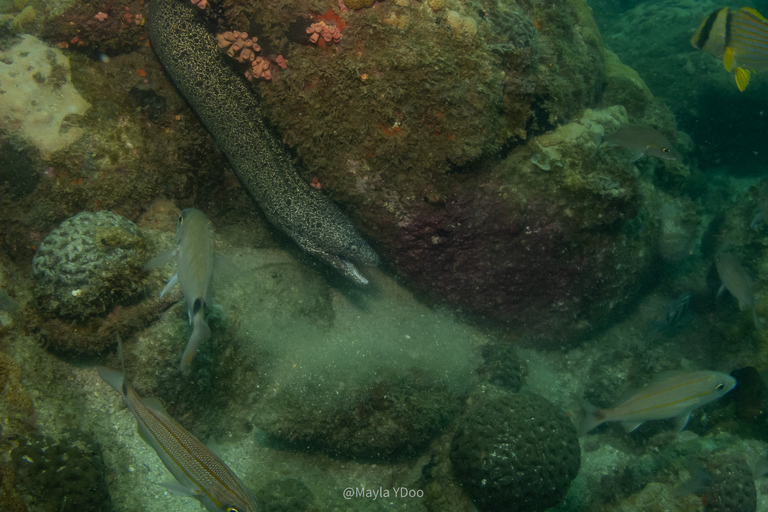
160,479,199,497
621,420,643,432
675,412,692,432
735,67,751,92
723,47,735,72
143,248,177,270
628,149,645,163
716,284,726,299
160,274,179,298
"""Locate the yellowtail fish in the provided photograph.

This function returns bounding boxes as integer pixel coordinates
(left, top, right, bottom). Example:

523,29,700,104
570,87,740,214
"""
602,124,678,162
579,370,736,436
715,251,760,328
692,7,768,91
98,338,260,512
145,209,215,371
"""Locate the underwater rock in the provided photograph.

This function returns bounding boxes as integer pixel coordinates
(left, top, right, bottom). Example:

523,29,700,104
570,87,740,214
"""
703,454,757,512
450,390,580,512
0,35,91,160
477,343,526,391
32,211,146,320
10,431,112,512
385,107,656,345
0,351,35,442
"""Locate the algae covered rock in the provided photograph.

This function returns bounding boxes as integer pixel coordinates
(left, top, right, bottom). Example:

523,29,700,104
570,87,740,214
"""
32,211,147,320
10,431,112,512
704,454,757,512
450,391,580,512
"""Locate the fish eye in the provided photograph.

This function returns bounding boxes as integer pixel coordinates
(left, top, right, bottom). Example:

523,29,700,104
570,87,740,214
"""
662,148,670,153
226,508,240,512
349,245,359,254
716,382,725,391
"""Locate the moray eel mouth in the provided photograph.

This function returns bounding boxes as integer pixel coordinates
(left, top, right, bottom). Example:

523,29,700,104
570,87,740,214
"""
307,242,380,286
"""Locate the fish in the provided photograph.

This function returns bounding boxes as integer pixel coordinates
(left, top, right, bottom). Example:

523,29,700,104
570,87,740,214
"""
691,7,768,91
144,209,214,371
602,124,678,162
147,0,379,285
579,370,736,436
98,338,260,512
715,252,760,328
645,291,692,339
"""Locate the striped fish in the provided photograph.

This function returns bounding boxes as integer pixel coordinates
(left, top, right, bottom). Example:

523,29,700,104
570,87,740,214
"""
691,7,768,91
98,339,260,512
579,370,736,436
145,208,215,371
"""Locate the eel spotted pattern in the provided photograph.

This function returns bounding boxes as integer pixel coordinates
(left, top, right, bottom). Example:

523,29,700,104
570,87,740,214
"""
147,0,379,284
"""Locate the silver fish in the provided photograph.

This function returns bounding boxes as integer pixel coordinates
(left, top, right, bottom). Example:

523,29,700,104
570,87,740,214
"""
603,124,678,162
579,370,736,436
98,338,260,512
715,252,760,328
145,209,215,371
646,291,692,338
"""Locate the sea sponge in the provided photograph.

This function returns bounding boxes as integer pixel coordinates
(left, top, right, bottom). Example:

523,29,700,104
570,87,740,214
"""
450,391,580,512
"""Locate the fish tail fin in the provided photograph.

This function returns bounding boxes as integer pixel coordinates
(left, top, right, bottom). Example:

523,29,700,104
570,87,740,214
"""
578,399,606,437
180,309,210,372
97,336,128,396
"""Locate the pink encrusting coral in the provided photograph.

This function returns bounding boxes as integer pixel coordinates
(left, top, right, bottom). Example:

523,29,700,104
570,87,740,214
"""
190,0,207,9
216,31,261,63
94,11,108,21
306,21,342,44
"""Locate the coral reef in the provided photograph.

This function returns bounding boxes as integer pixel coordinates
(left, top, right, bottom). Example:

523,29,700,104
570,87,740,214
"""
450,390,580,512
32,211,147,320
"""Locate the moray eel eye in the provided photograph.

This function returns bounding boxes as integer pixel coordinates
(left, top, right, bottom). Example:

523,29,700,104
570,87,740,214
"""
349,245,359,254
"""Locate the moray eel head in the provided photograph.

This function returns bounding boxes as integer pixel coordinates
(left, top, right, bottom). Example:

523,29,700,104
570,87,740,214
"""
302,236,379,286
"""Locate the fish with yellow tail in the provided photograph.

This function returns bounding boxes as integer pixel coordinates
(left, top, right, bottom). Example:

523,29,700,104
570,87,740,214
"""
579,370,736,436
692,6,768,91
98,338,260,512
145,208,215,371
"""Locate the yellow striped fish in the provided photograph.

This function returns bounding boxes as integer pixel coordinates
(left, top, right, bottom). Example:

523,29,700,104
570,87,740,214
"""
579,370,736,436
691,6,768,91
98,339,260,512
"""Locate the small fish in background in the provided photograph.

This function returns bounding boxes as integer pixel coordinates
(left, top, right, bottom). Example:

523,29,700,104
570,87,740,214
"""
145,209,215,371
0,289,18,312
98,337,260,512
645,291,693,339
692,6,768,91
674,462,711,497
601,124,678,162
579,370,736,436
715,252,760,329
750,178,768,229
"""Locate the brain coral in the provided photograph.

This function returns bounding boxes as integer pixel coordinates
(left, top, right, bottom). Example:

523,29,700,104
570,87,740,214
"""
450,391,580,512
32,211,147,320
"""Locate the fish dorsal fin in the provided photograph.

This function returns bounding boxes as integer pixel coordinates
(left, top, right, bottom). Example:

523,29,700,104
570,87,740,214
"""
735,67,751,92
741,7,767,21
724,47,735,72
141,397,169,415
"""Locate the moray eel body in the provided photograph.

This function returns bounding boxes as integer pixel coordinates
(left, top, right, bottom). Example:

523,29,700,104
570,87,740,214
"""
148,0,379,284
